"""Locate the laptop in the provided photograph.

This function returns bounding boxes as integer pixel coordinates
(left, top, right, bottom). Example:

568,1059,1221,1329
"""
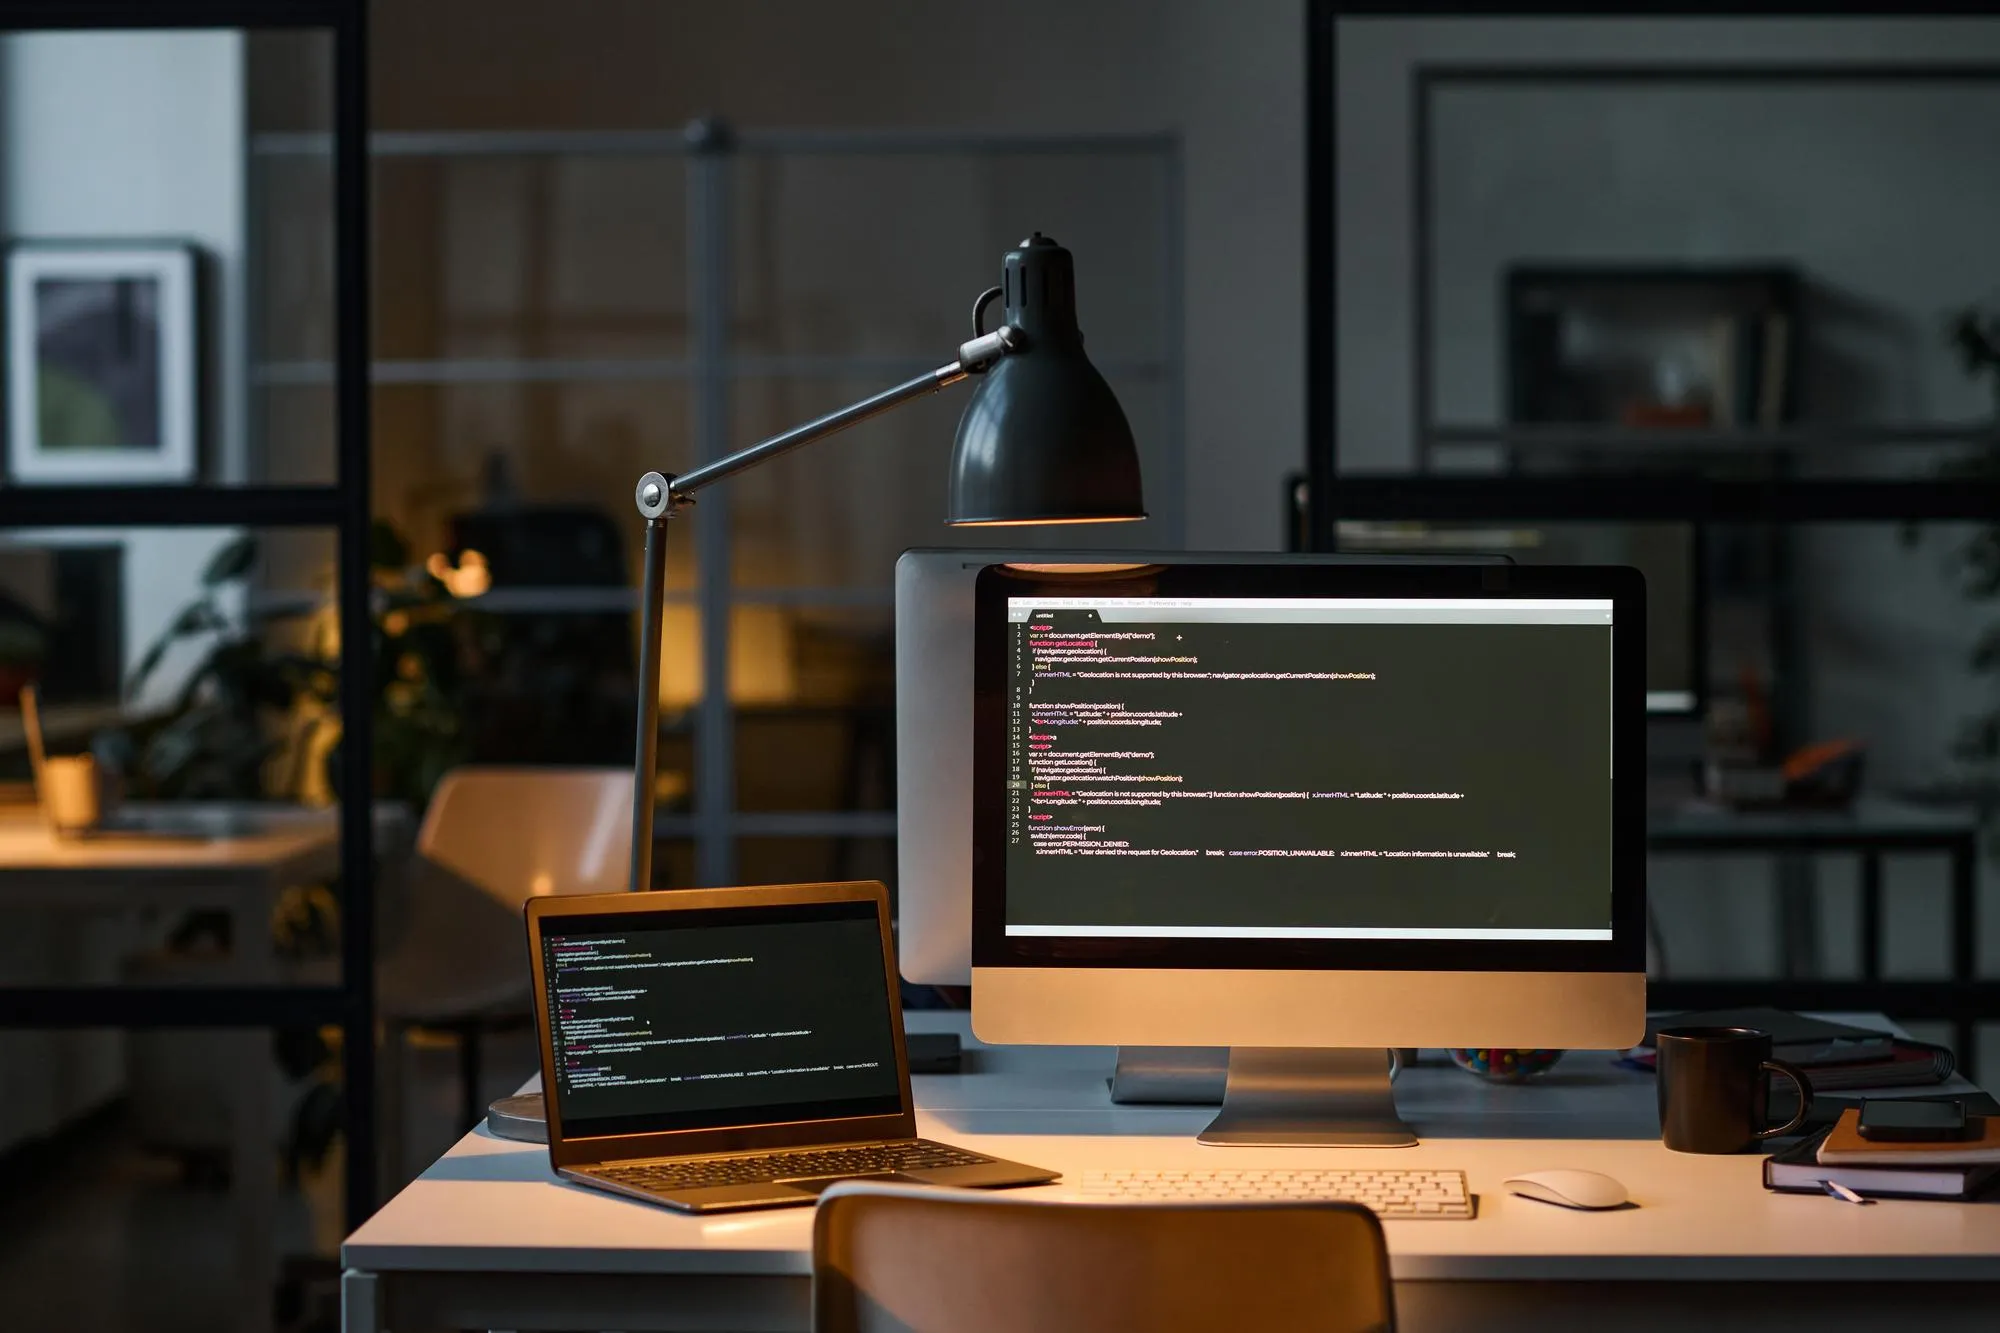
525,879,1058,1213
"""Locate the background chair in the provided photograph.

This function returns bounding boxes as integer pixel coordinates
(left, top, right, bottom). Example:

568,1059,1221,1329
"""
376,766,631,1171
813,1181,1395,1333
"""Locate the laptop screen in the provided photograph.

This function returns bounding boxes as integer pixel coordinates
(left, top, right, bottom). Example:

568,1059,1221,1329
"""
536,899,904,1139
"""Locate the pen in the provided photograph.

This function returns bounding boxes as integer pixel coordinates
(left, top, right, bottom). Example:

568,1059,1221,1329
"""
1822,1179,1874,1206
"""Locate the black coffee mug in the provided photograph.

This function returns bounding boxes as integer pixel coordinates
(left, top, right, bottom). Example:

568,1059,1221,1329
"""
1656,1026,1813,1154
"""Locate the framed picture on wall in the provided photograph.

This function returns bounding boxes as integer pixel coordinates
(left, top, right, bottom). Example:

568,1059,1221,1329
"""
4,241,199,485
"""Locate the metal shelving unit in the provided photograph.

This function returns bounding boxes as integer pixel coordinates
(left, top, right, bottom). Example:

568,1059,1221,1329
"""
0,0,378,1236
249,120,1184,887
1306,7,2000,1073
254,354,1171,388
1426,423,2000,455
1408,61,2000,485
1306,39,2000,529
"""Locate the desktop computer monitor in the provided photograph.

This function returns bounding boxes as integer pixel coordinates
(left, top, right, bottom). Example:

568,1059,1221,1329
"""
969,561,1646,1145
894,549,1510,987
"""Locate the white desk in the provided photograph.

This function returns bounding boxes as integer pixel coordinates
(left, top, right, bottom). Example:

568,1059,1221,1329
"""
342,1013,2000,1333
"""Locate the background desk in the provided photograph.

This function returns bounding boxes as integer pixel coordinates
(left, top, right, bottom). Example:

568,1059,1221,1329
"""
0,803,408,1333
342,1012,2000,1333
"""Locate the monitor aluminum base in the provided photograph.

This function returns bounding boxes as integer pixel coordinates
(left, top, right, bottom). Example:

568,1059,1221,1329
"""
1108,1046,1418,1146
1112,1040,1424,1136
1197,1048,1416,1147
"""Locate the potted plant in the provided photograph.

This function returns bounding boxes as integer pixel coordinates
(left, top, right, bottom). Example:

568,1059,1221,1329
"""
110,522,473,806
107,521,481,1187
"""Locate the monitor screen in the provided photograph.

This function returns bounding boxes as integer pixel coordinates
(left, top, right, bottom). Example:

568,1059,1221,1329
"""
972,563,1645,974
892,547,1513,986
536,900,904,1139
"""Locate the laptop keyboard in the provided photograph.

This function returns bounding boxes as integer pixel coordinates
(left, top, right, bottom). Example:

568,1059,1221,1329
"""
589,1140,994,1192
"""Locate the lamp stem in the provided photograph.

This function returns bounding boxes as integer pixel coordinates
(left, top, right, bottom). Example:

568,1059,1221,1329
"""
629,510,670,892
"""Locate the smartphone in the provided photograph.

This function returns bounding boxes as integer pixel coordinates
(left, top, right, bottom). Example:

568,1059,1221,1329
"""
1856,1098,1969,1142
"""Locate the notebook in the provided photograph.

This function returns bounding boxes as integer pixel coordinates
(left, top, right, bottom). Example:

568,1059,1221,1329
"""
1816,1106,2000,1168
1766,1126,2000,1201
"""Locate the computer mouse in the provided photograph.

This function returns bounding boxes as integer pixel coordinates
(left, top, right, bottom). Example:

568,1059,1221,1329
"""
1502,1169,1631,1210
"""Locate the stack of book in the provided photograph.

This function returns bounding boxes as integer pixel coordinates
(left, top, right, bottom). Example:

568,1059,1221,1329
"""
1766,1107,2000,1201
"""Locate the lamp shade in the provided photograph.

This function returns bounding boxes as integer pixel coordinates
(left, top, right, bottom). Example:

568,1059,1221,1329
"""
946,234,1147,526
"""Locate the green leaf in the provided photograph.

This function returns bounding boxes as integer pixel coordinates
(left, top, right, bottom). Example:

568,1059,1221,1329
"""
245,663,298,712
1974,627,2000,675
375,588,435,615
0,617,45,663
171,601,230,636
370,520,410,572
128,638,171,699
200,535,259,587
1952,715,2000,763
1952,309,1998,362
245,601,324,624
140,707,215,783
128,600,224,699
268,651,332,681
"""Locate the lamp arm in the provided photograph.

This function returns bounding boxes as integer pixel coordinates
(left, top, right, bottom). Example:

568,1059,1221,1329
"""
646,324,1023,510
624,321,1024,892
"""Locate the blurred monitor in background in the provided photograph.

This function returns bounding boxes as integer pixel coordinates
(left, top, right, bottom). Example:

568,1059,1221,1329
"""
0,545,123,706
1338,521,1701,716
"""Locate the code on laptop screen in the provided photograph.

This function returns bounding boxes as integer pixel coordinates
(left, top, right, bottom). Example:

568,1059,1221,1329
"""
538,900,903,1137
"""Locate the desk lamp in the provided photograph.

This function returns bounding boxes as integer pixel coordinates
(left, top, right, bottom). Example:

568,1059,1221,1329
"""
623,232,1145,892
489,234,1144,1145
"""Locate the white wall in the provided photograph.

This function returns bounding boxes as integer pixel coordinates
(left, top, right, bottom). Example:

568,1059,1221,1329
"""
0,31,248,709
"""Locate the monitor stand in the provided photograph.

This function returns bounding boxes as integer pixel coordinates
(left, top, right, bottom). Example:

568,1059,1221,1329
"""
1197,1048,1417,1147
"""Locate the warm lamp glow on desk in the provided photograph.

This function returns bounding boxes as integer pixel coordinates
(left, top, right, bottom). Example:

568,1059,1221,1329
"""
622,233,1146,893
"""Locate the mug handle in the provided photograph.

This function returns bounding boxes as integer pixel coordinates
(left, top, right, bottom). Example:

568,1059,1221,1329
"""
1755,1059,1814,1140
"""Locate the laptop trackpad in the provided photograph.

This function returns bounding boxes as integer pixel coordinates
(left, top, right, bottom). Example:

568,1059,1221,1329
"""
775,1171,907,1195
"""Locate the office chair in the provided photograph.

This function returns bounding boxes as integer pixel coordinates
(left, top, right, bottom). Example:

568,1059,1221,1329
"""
813,1181,1395,1333
376,766,631,1171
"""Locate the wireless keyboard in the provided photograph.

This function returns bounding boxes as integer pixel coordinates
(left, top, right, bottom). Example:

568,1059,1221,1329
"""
1079,1167,1474,1218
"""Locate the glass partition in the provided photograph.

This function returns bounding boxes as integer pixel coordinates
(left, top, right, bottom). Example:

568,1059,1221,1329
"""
1326,16,2000,486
